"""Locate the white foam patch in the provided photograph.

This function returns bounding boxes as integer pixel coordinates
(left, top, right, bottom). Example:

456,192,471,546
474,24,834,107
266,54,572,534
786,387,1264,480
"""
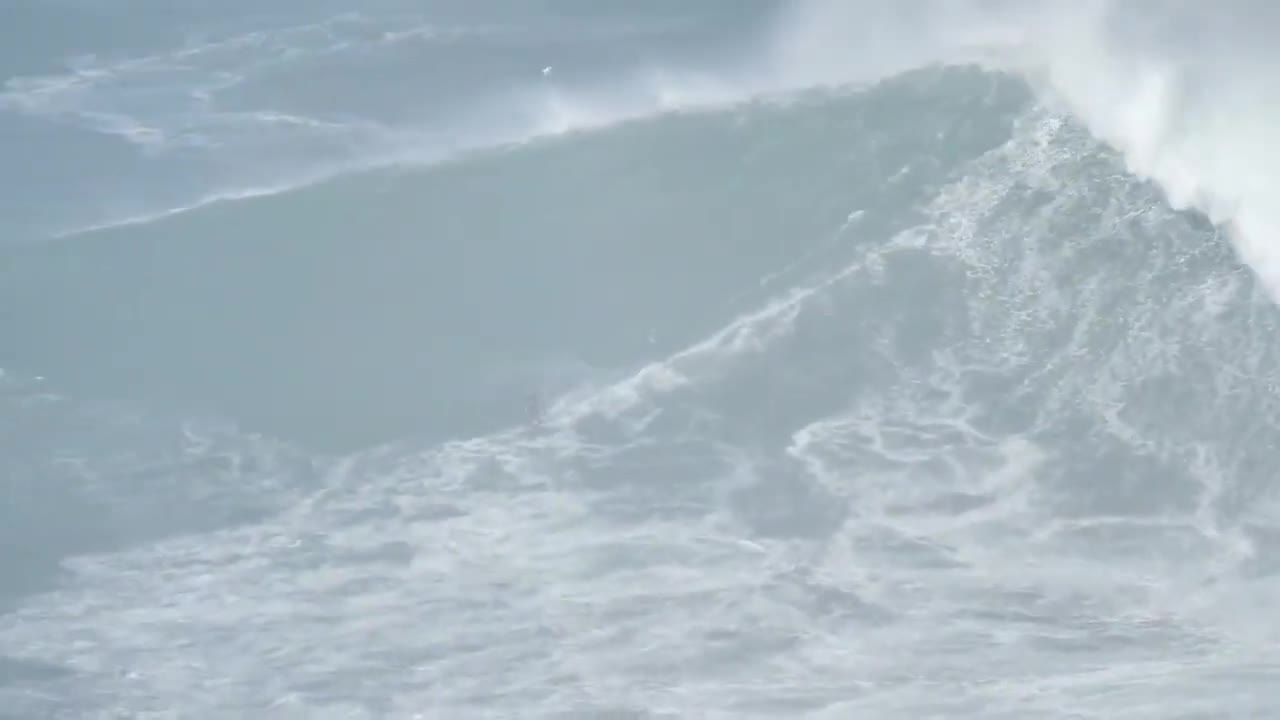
765,0,1280,304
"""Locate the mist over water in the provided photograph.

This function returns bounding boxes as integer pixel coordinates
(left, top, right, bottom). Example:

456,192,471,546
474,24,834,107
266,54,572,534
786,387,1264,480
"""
5,1,1280,718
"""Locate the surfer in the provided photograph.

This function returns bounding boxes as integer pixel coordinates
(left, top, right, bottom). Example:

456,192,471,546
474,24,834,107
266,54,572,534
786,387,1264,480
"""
526,391,544,427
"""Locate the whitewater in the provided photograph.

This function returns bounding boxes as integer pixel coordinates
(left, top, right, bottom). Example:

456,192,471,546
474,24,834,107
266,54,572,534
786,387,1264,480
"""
4,0,1280,717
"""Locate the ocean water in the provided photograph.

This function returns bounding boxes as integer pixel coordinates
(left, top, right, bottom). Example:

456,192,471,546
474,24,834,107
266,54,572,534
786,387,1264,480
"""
4,1,1280,717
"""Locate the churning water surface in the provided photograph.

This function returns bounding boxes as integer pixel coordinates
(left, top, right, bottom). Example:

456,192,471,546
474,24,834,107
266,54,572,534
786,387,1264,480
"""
4,1,1280,717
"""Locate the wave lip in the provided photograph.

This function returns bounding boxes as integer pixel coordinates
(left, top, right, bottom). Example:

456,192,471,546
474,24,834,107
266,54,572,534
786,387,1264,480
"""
47,61,774,239
768,0,1280,302
4,3,781,242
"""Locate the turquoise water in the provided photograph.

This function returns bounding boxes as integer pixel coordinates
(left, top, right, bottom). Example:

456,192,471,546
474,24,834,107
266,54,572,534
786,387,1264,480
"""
4,2,1280,718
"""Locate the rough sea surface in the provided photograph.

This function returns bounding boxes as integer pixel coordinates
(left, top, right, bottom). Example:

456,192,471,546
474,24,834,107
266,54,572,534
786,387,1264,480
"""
4,1,1280,717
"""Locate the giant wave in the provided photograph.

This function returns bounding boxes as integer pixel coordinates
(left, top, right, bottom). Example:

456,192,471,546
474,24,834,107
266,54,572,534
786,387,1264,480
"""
3,2,1280,718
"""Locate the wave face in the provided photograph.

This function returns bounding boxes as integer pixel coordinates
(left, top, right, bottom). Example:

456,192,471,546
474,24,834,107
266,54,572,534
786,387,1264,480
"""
5,2,1280,718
